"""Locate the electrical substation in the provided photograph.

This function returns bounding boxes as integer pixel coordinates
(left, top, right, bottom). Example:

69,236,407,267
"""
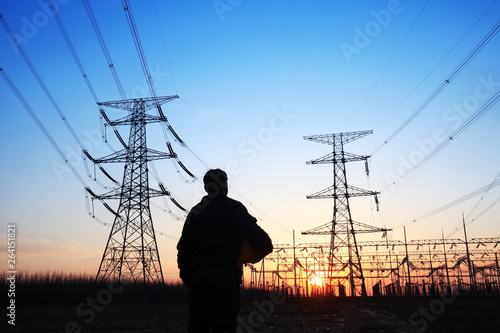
241,131,500,297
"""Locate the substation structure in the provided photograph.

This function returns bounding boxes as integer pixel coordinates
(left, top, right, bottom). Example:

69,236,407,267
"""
242,236,500,297
242,130,500,297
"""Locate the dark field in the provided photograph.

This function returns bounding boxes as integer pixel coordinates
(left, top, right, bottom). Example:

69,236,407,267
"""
4,296,500,332
3,273,500,332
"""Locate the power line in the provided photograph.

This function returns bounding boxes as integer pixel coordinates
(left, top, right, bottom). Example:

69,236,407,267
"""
393,177,500,230
43,1,186,228
1,65,127,229
117,0,293,236
81,0,134,154
121,0,198,184
82,0,127,100
374,17,500,153
121,0,158,97
373,0,499,137
149,160,186,220
50,0,99,103
464,121,500,220
48,0,121,190
2,9,126,227
347,0,430,126
71,1,194,236
423,112,500,221
3,62,185,238
182,142,293,235
54,0,191,221
470,197,500,223
52,0,125,148
0,66,88,188
382,90,500,191
175,97,296,234
409,89,500,173
446,169,500,237
0,11,85,151
152,0,178,95
3,6,115,189
83,0,191,189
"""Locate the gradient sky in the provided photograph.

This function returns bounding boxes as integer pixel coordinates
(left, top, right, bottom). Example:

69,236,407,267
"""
1,0,499,281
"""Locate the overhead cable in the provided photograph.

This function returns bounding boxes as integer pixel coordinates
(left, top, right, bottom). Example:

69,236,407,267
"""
0,11,84,150
374,18,500,153
347,0,430,125
49,0,123,190
393,177,500,230
152,0,178,95
82,0,127,99
121,0,194,185
0,66,88,188
374,0,498,135
409,90,500,173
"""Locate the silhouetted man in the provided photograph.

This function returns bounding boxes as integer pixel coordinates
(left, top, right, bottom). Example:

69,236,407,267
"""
177,169,273,333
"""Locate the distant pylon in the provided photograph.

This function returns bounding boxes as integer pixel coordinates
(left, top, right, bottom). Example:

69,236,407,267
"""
301,130,390,297
86,95,185,287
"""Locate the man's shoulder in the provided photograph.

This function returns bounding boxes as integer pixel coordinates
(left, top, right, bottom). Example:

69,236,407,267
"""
185,197,209,220
187,196,248,217
210,196,251,215
224,196,243,205
223,196,248,210
187,196,242,211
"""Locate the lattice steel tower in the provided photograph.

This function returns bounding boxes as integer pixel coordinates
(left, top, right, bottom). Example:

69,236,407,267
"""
301,130,389,297
86,95,185,286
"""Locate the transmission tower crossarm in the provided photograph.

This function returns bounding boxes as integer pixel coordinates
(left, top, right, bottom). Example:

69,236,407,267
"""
301,220,388,235
97,95,179,111
301,221,336,235
469,237,500,244
306,152,370,165
92,148,175,164
296,242,330,248
306,184,379,199
89,186,172,200
104,113,172,127
357,240,404,247
87,187,121,200
349,221,391,234
408,239,465,246
304,130,373,146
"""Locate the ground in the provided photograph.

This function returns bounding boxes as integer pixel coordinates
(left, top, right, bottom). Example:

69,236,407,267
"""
5,296,500,332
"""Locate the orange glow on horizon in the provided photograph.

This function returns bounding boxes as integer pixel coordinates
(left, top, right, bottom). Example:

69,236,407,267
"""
309,271,325,287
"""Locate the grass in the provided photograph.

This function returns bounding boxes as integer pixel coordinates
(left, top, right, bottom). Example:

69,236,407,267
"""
2,271,188,305
4,272,500,332
2,271,278,305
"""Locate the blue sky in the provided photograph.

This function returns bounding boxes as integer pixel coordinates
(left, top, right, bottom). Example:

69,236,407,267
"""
1,0,499,279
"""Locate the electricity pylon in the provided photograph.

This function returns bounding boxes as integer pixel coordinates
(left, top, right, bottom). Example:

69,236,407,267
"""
301,130,390,297
85,95,185,287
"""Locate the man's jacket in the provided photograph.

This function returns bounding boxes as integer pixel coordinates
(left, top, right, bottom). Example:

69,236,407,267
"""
177,195,273,286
